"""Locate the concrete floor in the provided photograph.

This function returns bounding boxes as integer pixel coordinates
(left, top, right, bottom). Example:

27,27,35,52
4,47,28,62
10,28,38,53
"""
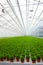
0,61,43,65
0,63,43,65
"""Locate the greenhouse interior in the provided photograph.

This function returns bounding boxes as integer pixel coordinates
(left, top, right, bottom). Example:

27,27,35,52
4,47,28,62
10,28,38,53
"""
0,0,43,65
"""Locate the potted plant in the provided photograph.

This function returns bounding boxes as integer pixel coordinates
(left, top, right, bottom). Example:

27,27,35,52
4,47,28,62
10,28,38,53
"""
16,54,20,62
0,54,4,61
20,54,25,63
26,53,30,62
8,55,14,62
36,53,41,62
26,48,30,62
31,55,36,63
40,52,43,61
31,50,36,64
11,51,16,60
6,54,9,61
2,53,7,61
26,55,30,62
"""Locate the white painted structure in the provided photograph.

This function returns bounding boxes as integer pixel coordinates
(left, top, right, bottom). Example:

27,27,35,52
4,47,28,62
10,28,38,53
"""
0,0,43,37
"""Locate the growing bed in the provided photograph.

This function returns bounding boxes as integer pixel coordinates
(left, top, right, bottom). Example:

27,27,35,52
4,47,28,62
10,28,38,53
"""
0,36,43,63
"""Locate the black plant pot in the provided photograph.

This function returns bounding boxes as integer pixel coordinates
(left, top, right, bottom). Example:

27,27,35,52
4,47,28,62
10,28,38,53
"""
37,58,40,62
3,57,7,60
21,59,24,63
9,59,14,62
26,57,29,62
32,60,36,63
6,57,9,61
0,58,3,61
42,58,43,61
16,57,19,62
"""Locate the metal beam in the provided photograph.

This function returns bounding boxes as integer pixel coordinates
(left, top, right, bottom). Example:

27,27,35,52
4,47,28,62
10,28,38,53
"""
6,0,24,30
26,0,30,35
31,0,40,24
31,17,43,33
0,15,19,32
33,11,43,25
16,0,25,29
0,24,19,34
0,3,24,33
0,15,24,34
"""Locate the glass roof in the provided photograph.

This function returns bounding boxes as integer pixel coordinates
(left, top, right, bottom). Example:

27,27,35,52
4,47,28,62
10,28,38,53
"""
0,0,43,37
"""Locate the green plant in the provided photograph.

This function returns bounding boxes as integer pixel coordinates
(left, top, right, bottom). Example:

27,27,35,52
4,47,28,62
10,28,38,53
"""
0,36,43,61
31,55,36,61
16,54,20,59
0,54,4,59
26,49,30,58
36,53,41,59
8,55,14,60
20,54,25,61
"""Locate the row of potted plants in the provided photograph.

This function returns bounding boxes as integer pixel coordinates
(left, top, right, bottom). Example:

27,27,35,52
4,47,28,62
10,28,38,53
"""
0,37,43,63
